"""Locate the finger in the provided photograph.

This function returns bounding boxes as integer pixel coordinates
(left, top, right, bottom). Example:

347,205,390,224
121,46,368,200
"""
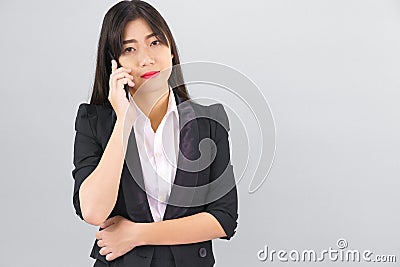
97,239,105,247
117,78,136,91
116,67,132,73
111,60,117,72
119,77,131,86
106,252,117,262
115,78,127,92
112,72,134,81
96,231,102,240
114,66,132,74
116,77,134,91
110,73,133,94
99,246,111,256
111,74,133,92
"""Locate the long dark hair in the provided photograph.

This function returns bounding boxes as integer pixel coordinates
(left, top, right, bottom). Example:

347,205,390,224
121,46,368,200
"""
90,0,190,107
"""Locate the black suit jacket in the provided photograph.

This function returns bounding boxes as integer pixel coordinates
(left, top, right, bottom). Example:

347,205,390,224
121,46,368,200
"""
72,89,238,267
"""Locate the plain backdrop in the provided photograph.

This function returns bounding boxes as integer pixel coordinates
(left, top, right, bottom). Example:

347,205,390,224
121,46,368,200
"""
0,0,399,266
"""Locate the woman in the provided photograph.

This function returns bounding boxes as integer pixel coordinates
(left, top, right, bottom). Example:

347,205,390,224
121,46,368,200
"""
72,1,238,266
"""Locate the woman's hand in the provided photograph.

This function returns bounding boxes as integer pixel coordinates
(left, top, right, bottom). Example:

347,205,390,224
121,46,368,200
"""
108,60,135,120
96,215,143,261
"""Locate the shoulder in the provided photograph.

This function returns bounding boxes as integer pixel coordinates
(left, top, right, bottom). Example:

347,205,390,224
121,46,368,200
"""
189,100,230,132
75,103,112,117
74,103,112,134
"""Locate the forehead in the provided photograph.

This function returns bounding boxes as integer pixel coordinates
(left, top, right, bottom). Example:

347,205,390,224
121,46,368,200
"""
123,18,153,39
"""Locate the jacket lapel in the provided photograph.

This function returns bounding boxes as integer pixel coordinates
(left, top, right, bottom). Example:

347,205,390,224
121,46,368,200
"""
163,90,200,220
112,89,200,222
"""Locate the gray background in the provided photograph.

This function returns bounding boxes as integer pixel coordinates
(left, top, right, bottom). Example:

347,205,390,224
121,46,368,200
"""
0,0,399,266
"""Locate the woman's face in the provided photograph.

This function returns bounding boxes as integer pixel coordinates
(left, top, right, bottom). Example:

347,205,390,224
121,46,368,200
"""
118,18,174,93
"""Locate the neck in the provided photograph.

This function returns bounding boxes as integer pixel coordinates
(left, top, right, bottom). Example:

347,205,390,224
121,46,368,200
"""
130,83,170,118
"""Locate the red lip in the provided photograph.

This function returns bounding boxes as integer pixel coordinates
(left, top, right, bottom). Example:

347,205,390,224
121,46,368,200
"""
141,71,160,79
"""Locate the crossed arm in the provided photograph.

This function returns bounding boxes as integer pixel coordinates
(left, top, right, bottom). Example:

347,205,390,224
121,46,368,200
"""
94,212,227,261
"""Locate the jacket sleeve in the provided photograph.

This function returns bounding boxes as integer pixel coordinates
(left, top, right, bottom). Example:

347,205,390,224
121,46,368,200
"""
71,103,103,220
204,104,239,240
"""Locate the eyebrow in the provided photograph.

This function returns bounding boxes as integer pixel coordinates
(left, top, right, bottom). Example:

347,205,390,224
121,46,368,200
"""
123,32,159,45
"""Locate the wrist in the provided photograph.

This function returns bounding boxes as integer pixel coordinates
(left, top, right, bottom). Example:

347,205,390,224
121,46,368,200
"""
116,105,136,126
135,222,152,246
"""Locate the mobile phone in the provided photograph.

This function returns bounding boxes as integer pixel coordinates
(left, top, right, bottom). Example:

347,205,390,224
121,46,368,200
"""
107,48,130,100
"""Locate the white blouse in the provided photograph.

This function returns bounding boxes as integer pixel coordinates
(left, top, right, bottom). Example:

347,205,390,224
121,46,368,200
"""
128,86,180,222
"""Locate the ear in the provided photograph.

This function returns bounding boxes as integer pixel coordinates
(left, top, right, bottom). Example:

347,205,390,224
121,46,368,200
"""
171,53,174,60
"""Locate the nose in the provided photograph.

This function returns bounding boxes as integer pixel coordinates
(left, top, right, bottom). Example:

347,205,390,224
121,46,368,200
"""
137,47,155,67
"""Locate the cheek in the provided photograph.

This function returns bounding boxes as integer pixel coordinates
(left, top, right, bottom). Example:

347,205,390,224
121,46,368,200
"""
159,48,174,64
118,57,131,68
159,57,173,73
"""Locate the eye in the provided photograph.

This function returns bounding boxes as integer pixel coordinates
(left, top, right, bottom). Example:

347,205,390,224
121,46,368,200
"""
124,47,135,53
151,40,161,46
